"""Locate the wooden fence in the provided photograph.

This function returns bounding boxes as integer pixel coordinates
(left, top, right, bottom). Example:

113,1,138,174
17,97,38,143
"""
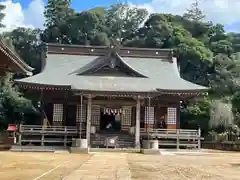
18,125,86,147
140,128,203,149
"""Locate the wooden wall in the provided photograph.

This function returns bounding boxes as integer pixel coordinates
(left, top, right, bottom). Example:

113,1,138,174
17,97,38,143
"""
40,93,180,129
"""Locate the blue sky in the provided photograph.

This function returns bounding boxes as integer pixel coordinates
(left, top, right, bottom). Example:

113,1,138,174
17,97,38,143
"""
1,0,240,32
11,0,150,11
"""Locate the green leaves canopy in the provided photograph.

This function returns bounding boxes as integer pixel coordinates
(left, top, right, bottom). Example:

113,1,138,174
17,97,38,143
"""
3,2,240,131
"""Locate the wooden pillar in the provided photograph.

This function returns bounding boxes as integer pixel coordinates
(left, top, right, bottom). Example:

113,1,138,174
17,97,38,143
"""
176,129,179,149
64,127,67,147
86,95,92,147
135,97,140,148
41,134,44,146
177,105,181,129
18,125,22,146
198,128,201,150
63,93,68,126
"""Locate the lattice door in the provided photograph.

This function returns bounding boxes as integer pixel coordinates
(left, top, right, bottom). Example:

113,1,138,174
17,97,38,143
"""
121,106,132,132
144,106,155,129
91,105,100,131
167,107,177,125
76,104,87,130
53,104,63,126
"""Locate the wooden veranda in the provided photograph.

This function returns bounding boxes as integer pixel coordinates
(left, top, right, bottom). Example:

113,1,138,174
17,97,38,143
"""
16,125,203,149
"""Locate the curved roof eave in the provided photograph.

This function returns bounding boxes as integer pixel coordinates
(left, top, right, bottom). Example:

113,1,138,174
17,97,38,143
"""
115,53,148,78
0,38,34,76
156,87,209,93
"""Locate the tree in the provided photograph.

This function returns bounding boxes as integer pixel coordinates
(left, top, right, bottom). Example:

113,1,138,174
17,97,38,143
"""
183,0,205,22
0,4,5,28
65,11,107,45
228,32,240,53
209,53,240,97
125,14,175,48
173,15,209,40
42,0,74,43
105,3,148,44
6,1,240,134
210,40,233,56
180,97,211,135
0,74,36,129
3,28,43,74
44,0,73,28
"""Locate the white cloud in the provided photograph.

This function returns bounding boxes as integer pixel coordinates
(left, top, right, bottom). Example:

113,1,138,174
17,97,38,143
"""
1,0,240,32
135,0,240,29
0,0,45,32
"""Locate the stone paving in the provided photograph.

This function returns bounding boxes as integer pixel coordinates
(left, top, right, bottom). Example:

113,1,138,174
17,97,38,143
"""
64,152,132,180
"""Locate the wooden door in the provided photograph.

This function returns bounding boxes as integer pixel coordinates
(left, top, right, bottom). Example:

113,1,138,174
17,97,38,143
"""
65,104,77,126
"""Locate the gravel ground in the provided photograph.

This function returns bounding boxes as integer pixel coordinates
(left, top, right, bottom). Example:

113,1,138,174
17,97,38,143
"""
0,151,240,180
128,152,240,180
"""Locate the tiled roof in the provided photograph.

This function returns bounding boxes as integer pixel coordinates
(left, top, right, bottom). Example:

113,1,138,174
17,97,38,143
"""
16,44,208,93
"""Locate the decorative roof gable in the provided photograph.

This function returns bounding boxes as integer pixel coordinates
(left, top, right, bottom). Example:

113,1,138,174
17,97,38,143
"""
70,50,148,78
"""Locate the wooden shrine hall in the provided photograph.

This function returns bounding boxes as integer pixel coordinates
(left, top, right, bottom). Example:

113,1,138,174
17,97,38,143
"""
15,43,207,149
0,38,33,76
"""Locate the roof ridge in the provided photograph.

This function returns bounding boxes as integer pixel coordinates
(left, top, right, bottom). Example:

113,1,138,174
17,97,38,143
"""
47,43,173,60
47,43,173,52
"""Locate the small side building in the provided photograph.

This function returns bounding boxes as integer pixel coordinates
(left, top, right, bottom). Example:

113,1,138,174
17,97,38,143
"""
16,44,208,149
0,38,33,76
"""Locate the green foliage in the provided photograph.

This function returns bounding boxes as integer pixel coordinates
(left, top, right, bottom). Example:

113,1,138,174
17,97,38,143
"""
43,0,74,43
210,54,240,97
181,97,211,135
0,74,37,129
183,0,205,22
105,3,148,43
3,28,43,74
4,2,240,133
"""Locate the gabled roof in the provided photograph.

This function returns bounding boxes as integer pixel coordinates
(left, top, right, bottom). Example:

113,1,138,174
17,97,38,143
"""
70,51,147,77
16,44,208,94
0,38,33,76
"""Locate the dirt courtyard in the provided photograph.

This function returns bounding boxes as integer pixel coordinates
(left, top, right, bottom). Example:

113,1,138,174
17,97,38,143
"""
0,151,240,180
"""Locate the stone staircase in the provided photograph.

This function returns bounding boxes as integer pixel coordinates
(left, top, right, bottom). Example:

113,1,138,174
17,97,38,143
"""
90,131,135,148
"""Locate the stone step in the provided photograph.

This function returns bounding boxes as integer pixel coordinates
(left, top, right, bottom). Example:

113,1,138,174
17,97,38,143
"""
90,133,135,148
10,145,68,152
91,142,134,146
91,134,134,138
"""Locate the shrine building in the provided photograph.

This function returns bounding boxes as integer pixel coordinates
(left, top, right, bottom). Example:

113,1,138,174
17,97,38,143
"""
15,43,207,149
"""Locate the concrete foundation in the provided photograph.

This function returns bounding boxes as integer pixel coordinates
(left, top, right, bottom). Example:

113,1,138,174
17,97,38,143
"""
71,138,89,153
142,140,159,149
141,149,160,154
70,147,89,153
72,138,88,148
